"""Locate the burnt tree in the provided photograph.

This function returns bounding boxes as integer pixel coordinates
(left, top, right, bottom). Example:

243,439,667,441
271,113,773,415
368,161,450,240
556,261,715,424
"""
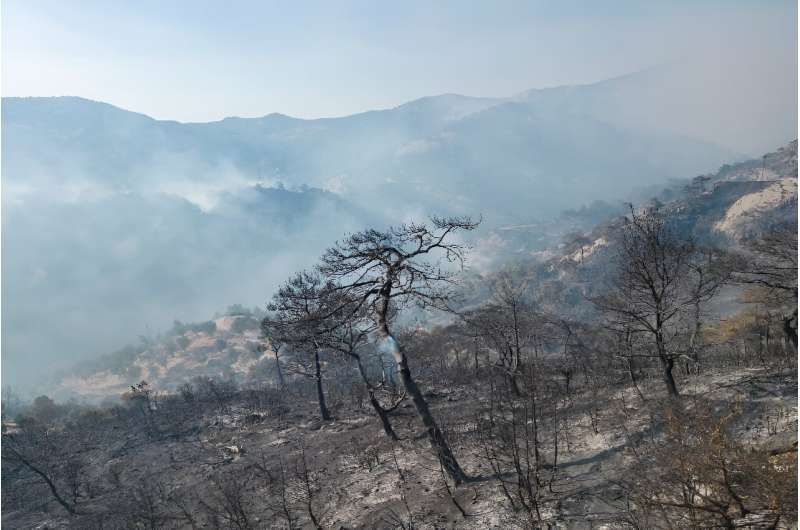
592,207,722,398
318,215,479,484
262,271,336,422
733,224,798,349
318,312,404,441
465,273,540,397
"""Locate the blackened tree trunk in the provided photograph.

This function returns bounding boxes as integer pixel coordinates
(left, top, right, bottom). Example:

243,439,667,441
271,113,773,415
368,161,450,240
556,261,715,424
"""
689,296,702,368
353,355,399,440
369,391,399,441
784,311,798,350
474,339,480,376
378,289,467,484
660,355,679,398
393,346,467,484
656,330,679,398
313,350,332,421
274,350,286,389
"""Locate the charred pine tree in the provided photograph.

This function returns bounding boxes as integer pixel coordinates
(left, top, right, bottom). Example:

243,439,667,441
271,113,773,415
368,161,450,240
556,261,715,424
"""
262,271,336,422
317,216,479,485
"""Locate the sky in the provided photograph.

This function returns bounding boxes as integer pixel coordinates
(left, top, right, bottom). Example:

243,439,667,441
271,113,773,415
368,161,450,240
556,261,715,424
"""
3,0,797,122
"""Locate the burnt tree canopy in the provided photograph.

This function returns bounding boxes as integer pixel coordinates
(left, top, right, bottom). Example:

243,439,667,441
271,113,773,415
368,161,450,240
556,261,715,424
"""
261,271,345,421
317,216,479,321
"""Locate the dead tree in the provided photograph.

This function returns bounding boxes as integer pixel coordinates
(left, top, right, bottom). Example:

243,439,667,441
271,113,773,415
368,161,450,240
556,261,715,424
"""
121,474,175,530
295,444,325,530
257,322,287,389
2,418,79,515
317,215,479,484
685,247,730,370
262,271,335,421
592,207,721,398
317,313,404,441
251,453,298,530
477,362,565,527
198,469,258,530
465,273,539,396
122,380,160,436
621,402,797,528
733,224,798,349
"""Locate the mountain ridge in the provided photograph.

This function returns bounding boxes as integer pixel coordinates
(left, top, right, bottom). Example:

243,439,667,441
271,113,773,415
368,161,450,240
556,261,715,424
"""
3,65,794,389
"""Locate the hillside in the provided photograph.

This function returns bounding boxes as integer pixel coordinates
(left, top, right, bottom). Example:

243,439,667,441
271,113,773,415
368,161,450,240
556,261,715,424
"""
4,140,797,528
473,140,797,273
59,313,265,399
57,142,798,400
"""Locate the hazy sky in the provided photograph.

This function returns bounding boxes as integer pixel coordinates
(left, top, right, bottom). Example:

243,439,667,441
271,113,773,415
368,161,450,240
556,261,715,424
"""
3,0,796,122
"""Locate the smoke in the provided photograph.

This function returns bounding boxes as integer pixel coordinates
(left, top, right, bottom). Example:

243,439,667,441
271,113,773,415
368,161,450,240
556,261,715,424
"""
1,175,383,394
